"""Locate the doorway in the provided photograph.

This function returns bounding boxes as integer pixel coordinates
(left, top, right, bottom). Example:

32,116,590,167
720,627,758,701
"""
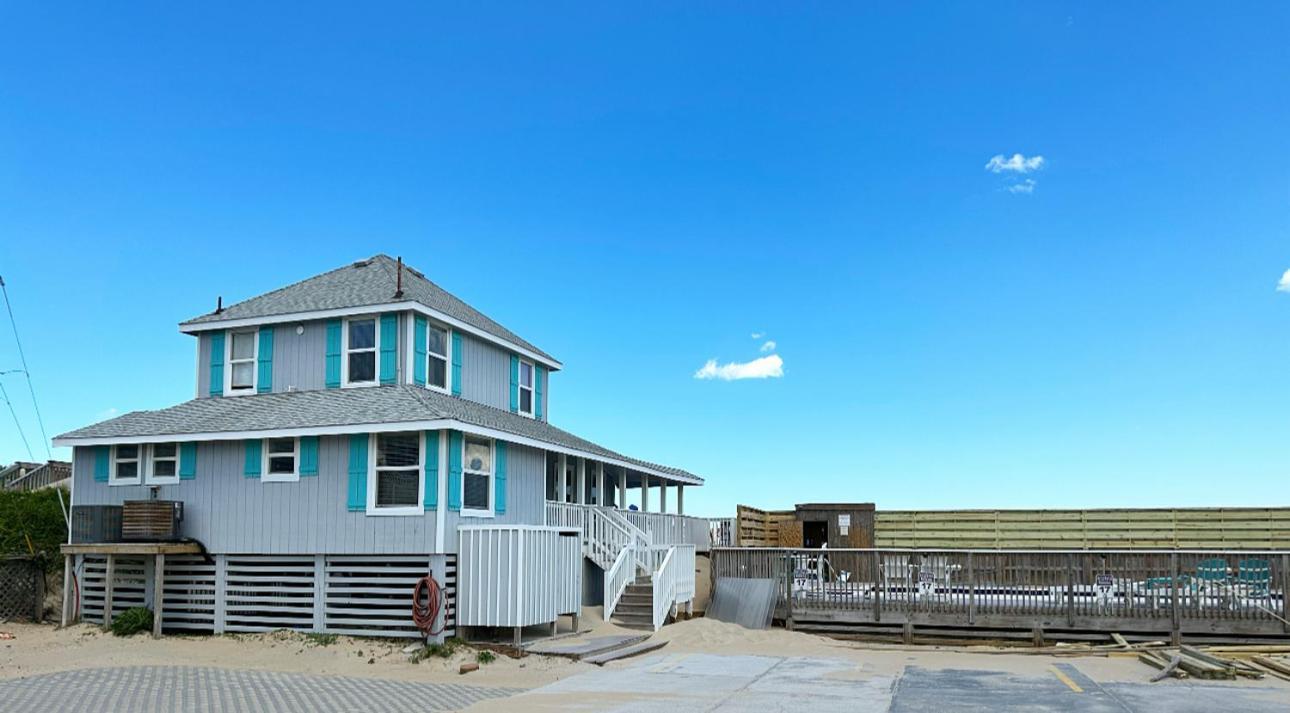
803,520,828,549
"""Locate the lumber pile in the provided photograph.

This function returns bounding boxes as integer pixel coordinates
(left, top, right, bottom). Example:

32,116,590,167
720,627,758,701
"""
1136,643,1290,682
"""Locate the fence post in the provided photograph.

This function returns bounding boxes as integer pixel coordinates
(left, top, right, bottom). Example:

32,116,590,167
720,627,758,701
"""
1169,552,1181,646
784,551,794,631
1282,554,1290,635
967,551,975,626
1065,553,1075,628
872,550,882,623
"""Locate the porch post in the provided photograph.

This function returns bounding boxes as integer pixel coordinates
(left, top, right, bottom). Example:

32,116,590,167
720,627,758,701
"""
595,462,605,506
677,485,685,515
618,469,627,510
659,480,668,514
641,473,650,512
576,458,586,505
558,453,567,503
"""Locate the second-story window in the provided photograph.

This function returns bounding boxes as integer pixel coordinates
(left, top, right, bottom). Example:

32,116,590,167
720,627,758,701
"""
227,330,257,394
518,360,535,417
427,324,449,391
345,318,377,385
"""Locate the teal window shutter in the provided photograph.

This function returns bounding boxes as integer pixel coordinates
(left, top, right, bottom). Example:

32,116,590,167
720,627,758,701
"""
209,331,226,397
179,442,198,480
299,436,319,476
347,434,368,511
413,316,427,386
450,333,462,396
424,430,439,510
447,431,462,511
495,441,507,514
243,439,262,478
256,326,275,393
509,355,519,413
535,366,545,420
93,446,110,482
324,319,342,389
379,313,398,385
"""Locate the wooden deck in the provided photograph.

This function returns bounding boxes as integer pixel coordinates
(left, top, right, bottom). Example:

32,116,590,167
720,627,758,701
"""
712,547,1290,641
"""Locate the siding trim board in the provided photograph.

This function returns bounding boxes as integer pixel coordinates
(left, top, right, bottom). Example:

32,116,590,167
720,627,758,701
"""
180,300,564,371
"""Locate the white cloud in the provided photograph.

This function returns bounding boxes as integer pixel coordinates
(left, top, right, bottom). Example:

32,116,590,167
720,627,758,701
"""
1277,269,1290,293
694,354,784,381
986,153,1045,174
750,332,764,340
759,340,777,353
1008,179,1037,195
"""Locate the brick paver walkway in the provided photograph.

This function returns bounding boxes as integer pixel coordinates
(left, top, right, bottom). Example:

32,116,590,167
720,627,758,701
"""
0,666,520,713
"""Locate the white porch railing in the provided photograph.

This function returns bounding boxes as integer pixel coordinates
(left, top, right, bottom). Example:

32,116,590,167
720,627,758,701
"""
603,540,636,621
546,501,710,552
651,547,679,631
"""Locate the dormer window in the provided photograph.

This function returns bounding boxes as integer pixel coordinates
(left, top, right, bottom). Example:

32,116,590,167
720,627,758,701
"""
344,317,378,385
227,330,258,395
518,360,535,417
426,324,449,392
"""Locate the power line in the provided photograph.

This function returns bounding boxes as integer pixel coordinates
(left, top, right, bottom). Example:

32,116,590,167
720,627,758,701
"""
0,276,51,459
0,376,34,460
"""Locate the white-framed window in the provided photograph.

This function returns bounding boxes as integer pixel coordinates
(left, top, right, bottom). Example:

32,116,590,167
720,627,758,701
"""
343,317,378,386
518,360,535,417
367,431,422,515
426,324,449,392
462,435,494,517
147,442,180,484
226,330,258,395
110,444,142,486
263,437,299,482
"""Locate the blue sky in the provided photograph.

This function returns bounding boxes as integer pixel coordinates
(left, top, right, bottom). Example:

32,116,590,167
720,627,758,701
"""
1,4,1288,515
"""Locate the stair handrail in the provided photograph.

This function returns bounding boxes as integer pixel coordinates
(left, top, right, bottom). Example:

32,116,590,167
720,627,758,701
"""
651,546,678,631
603,539,636,621
585,506,633,568
599,506,655,575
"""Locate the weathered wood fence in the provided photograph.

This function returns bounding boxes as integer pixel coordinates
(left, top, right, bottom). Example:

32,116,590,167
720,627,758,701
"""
712,548,1290,640
736,506,1290,550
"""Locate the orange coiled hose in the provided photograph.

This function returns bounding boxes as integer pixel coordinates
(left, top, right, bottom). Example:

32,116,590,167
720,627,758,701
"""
412,574,443,636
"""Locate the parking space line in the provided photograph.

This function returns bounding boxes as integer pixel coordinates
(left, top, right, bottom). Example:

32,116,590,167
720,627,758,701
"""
1050,666,1084,693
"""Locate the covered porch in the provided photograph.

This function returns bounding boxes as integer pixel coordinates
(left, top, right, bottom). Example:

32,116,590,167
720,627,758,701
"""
542,452,709,552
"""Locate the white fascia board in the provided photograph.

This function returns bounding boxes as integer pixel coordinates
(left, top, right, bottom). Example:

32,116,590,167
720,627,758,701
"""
179,301,564,371
53,419,703,486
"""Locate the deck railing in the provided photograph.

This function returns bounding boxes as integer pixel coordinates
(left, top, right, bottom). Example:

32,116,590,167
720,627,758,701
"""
711,547,1290,639
545,501,711,552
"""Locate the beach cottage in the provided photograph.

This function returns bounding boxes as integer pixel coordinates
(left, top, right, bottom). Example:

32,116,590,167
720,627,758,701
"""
54,255,705,640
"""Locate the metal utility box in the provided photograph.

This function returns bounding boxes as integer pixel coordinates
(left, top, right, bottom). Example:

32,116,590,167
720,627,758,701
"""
122,500,184,541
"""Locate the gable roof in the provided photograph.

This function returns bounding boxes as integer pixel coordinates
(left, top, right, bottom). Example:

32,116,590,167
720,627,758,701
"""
52,385,701,485
180,254,559,368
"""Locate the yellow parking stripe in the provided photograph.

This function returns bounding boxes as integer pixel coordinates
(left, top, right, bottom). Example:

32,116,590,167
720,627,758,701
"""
1050,666,1084,693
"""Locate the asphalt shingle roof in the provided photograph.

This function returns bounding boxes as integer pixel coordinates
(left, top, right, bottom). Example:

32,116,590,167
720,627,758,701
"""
54,386,700,483
181,254,556,363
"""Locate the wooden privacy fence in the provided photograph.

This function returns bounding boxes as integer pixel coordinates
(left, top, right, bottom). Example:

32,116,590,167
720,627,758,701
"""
0,555,44,621
736,505,799,547
711,547,1290,639
875,508,1290,549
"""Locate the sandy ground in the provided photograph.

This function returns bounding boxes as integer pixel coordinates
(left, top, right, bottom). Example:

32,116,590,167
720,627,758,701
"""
4,609,1287,698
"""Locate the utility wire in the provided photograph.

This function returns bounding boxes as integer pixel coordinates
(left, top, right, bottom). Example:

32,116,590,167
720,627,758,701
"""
0,376,34,460
0,276,51,459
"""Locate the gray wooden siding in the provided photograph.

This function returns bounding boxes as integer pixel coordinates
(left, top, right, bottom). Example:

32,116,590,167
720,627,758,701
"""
459,333,509,410
71,434,545,555
194,313,406,398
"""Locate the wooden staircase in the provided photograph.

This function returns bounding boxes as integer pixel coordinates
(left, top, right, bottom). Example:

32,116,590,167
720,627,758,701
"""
611,577,657,630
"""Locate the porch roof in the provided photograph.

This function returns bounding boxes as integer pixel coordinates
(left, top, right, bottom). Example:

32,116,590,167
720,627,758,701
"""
52,384,702,485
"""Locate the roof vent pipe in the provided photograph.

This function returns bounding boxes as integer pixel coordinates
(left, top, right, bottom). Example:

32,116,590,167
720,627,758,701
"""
215,296,223,314
394,256,404,299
